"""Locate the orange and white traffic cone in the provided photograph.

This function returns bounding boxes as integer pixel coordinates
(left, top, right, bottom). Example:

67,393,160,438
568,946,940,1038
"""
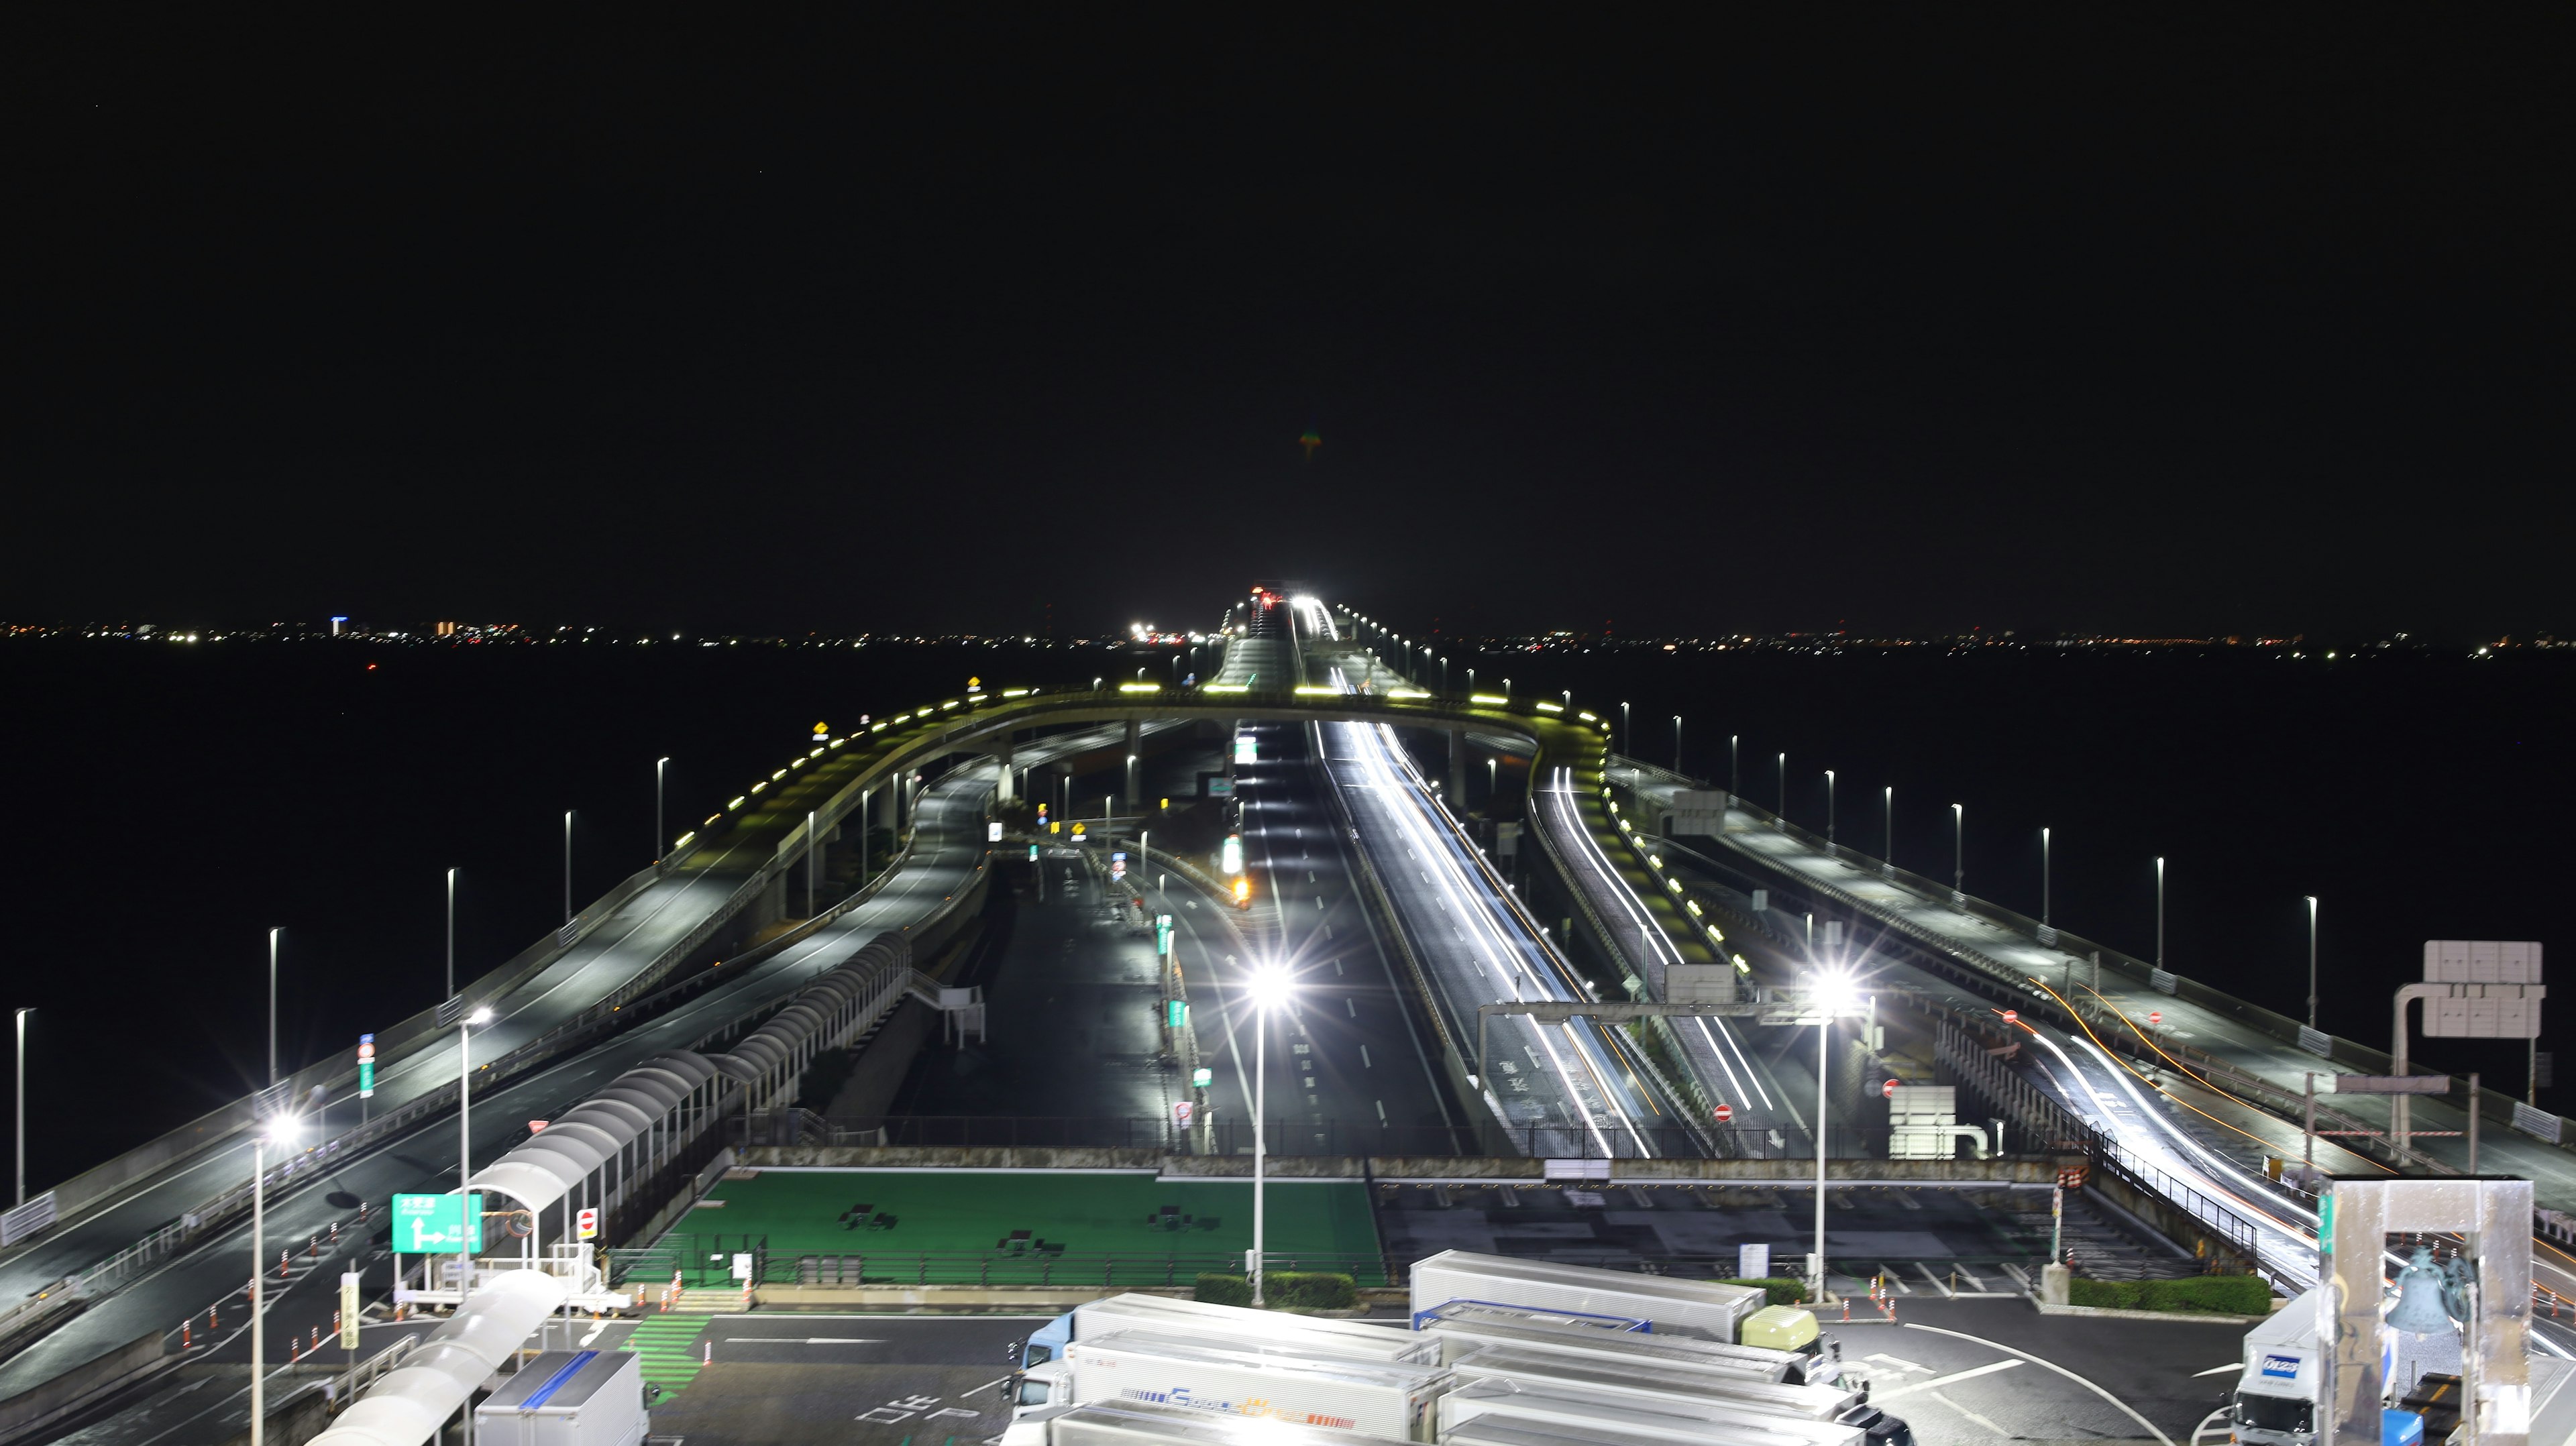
182,1320,193,1349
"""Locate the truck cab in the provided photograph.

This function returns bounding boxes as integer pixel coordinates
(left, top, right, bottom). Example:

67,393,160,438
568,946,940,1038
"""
2233,1293,2319,1446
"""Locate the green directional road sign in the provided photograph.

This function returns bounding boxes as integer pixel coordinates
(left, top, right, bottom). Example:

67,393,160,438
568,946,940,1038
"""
392,1192,484,1252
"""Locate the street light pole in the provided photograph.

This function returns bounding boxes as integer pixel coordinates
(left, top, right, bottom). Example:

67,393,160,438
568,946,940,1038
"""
2041,827,2051,928
807,811,819,917
445,869,457,999
1730,736,1739,798
1619,702,1629,757
250,1115,297,1446
1674,717,1683,773
1825,771,1835,846
13,1008,30,1206
1884,787,1894,868
1951,805,1964,897
2154,857,2165,970
1813,1009,1831,1304
1776,753,1786,818
655,758,670,864
2306,896,2319,1031
268,927,280,1089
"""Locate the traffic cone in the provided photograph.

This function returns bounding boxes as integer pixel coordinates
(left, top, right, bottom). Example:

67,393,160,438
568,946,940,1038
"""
182,1320,193,1349
279,1251,290,1278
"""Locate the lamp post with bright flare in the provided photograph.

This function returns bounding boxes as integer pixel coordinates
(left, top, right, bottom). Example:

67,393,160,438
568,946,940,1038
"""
1244,967,1292,1306
249,1112,302,1446
1807,971,1857,1305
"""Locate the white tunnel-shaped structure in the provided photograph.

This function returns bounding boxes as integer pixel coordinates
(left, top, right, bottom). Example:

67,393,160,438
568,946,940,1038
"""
710,931,912,1113
468,1050,729,1249
306,1268,568,1446
463,930,913,1247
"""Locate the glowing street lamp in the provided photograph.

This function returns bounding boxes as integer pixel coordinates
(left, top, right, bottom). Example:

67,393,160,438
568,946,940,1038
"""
1244,966,1294,1306
249,1111,303,1446
1805,970,1860,1304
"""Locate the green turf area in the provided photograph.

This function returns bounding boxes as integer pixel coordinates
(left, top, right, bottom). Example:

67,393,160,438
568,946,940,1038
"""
648,1169,1383,1285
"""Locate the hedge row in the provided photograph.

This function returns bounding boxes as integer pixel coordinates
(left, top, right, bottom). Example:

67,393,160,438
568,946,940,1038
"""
1192,1272,1359,1311
2068,1275,2273,1315
1718,1277,1810,1306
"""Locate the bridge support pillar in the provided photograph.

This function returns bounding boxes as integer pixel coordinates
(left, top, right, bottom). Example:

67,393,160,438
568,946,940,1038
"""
994,734,1016,804
1124,717,1142,806
1448,728,1467,812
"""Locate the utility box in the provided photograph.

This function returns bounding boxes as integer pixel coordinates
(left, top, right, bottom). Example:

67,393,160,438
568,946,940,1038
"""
1886,1085,1961,1160
475,1350,647,1446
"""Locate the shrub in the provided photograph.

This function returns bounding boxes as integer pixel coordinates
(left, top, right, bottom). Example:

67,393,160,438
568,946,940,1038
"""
1190,1272,1355,1310
2070,1275,2270,1315
1719,1277,1809,1306
1269,1272,1358,1311
1194,1273,1252,1307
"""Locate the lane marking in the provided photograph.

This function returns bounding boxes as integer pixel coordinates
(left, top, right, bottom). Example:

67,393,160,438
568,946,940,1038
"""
1900,1322,2175,1446
1873,1359,2021,1400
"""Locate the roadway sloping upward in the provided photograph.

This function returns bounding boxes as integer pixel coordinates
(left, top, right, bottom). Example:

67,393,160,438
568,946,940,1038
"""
0,726,1136,1414
1291,601,1688,1158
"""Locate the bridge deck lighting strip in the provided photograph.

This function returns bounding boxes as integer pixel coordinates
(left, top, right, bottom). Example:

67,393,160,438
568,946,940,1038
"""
1118,683,1161,693
1469,693,1509,705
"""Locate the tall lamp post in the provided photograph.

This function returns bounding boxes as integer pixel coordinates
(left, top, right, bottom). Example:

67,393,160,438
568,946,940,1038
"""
1807,971,1856,1306
1776,753,1786,817
1619,702,1629,757
268,928,282,1089
1244,967,1292,1306
1824,771,1836,846
13,1007,30,1206
655,758,671,864
561,812,575,925
249,1112,302,1446
1951,805,1965,900
1729,736,1739,798
445,870,458,999
1672,716,1682,774
2154,857,2165,971
2305,896,2319,1031
2040,827,2051,929
1883,787,1894,871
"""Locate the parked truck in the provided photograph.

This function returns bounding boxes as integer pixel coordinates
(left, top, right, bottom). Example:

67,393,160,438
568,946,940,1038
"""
1019,1293,1434,1371
1415,1300,1811,1384
1044,1398,1412,1446
1446,1406,1856,1446
2231,1292,2320,1446
1438,1376,1866,1446
1407,1250,1794,1349
1445,1345,1907,1446
1023,1329,1453,1441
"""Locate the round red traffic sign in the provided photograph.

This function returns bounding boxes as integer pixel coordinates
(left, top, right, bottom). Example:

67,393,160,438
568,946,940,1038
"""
1881,1078,1900,1099
1713,1103,1734,1123
2148,1010,2163,1027
2001,1009,2019,1023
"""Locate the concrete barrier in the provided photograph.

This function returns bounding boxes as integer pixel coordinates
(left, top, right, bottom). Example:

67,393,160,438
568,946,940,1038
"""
740,1144,2051,1184
0,1328,168,1446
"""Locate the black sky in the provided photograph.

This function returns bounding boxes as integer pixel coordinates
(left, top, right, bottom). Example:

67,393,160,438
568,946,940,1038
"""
5,11,2569,638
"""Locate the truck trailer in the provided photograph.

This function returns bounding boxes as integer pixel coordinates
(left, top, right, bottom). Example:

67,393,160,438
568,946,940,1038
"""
1445,1410,1849,1446
1407,1251,1769,1344
2231,1292,2320,1446
1021,1292,1433,1370
1416,1302,1810,1382
1437,1376,1866,1446
1444,1345,1907,1446
1047,1329,1454,1441
1044,1398,1412,1446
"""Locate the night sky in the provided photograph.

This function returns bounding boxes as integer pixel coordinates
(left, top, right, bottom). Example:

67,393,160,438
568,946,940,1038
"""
7,12,2569,638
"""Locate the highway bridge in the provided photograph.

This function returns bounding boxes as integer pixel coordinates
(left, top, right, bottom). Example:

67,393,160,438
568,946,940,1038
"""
18,581,2576,1443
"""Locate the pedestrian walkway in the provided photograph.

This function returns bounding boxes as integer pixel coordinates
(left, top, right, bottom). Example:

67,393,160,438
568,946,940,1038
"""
626,1312,712,1397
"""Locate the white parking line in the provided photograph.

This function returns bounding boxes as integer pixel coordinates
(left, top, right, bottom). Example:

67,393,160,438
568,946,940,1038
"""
1900,1323,2176,1446
1872,1359,2021,1400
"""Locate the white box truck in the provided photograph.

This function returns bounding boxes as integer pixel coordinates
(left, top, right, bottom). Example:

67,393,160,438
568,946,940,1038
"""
1019,1293,1432,1370
1416,1301,1809,1383
472,1350,647,1446
2231,1292,2320,1446
1051,1329,1454,1440
1438,1376,1865,1446
1408,1251,1768,1343
1452,1402,1854,1443
1044,1398,1412,1446
1446,1345,1907,1446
